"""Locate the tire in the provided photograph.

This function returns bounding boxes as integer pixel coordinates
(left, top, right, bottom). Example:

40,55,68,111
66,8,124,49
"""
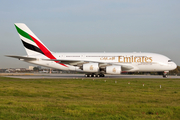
163,74,167,78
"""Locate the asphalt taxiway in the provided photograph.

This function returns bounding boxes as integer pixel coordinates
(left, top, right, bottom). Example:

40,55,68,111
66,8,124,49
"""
4,73,180,79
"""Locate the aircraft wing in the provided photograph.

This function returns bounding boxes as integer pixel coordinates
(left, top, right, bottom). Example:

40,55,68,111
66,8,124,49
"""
6,56,137,71
42,59,135,71
42,59,90,66
5,55,37,61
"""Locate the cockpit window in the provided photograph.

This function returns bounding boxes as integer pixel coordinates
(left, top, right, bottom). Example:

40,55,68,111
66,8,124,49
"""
168,60,173,62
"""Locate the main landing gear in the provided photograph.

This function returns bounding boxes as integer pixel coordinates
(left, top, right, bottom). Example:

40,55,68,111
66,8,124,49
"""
84,73,105,77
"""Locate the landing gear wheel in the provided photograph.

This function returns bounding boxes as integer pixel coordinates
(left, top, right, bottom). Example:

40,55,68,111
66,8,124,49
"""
163,74,167,78
99,74,105,77
84,74,105,77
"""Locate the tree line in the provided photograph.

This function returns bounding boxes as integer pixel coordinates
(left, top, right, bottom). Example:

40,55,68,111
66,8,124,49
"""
169,66,180,75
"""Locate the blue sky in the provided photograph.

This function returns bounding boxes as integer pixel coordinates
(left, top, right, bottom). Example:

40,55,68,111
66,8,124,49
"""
0,0,180,68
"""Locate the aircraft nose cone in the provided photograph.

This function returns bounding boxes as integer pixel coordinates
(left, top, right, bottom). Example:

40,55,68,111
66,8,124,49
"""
172,62,177,70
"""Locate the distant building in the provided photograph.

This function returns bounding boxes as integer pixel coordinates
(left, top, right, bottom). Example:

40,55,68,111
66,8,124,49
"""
28,66,34,70
15,68,20,71
0,69,7,73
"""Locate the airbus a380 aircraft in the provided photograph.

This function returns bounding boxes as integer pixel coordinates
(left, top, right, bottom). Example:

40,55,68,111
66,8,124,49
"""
6,23,177,78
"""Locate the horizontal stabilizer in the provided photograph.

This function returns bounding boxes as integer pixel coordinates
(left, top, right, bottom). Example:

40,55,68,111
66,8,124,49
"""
5,55,37,61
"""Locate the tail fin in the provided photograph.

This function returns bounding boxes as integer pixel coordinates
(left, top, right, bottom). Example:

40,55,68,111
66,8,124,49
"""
14,23,54,58
13,23,67,67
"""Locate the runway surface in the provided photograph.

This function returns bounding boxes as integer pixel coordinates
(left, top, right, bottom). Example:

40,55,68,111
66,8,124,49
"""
5,73,180,79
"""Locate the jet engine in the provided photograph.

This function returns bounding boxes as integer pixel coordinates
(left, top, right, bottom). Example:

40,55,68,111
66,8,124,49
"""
80,63,99,72
106,66,121,74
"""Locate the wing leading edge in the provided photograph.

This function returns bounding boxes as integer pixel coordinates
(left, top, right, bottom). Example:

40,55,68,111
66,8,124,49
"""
42,58,136,71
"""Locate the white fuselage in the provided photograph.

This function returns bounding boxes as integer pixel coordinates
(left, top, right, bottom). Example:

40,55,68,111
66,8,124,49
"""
11,23,177,77
25,52,177,73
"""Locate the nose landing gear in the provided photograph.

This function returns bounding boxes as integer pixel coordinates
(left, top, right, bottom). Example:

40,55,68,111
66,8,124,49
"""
162,71,168,78
163,74,167,78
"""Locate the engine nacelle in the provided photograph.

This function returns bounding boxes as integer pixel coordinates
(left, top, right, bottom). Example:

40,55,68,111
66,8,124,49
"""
82,63,99,72
106,66,121,74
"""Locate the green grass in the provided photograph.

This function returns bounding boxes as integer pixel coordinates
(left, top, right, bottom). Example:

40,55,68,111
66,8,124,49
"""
0,76,180,120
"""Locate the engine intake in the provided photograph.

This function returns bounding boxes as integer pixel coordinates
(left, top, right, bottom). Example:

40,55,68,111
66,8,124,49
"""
81,63,99,72
106,66,121,74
